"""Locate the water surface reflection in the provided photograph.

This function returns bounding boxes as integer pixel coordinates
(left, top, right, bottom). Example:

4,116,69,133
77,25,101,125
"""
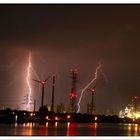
127,124,140,136
1,122,140,136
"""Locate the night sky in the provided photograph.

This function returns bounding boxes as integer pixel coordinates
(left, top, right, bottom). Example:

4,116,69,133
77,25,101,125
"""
0,4,140,114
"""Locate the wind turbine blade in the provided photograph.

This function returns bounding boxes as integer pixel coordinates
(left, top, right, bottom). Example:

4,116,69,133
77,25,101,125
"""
44,74,52,82
32,79,41,83
87,88,91,91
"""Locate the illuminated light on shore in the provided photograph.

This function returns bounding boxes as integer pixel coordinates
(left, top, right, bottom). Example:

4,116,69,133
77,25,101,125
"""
94,116,98,121
67,115,71,119
55,116,59,121
136,113,140,119
46,116,49,120
30,113,35,117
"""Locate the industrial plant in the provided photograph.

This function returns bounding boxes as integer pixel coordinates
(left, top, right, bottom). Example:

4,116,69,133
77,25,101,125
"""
0,53,139,124
0,65,140,125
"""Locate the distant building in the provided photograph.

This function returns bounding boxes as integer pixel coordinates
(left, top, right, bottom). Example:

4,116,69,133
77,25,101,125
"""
56,103,65,113
105,108,116,116
119,96,140,119
40,104,50,111
46,105,51,111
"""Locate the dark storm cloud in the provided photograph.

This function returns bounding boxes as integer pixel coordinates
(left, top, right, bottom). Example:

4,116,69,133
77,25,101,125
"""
0,4,140,113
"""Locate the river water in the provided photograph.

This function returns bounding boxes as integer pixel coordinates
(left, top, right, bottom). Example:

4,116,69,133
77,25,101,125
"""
0,122,140,136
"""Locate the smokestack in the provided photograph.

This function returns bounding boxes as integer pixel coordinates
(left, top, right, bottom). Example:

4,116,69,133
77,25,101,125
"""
51,75,55,112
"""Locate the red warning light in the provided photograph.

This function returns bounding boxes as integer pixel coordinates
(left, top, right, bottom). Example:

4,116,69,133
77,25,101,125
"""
70,92,77,98
87,88,96,93
74,69,78,74
132,96,138,102
134,96,138,99
91,88,95,93
41,81,46,85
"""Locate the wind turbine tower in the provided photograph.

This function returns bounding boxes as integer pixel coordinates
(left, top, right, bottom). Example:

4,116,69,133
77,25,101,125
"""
33,75,51,108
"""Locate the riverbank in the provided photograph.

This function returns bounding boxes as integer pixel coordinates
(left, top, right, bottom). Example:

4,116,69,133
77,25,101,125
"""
0,108,139,124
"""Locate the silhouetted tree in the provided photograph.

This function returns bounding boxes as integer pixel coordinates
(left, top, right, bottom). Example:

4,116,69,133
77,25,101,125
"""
5,108,12,115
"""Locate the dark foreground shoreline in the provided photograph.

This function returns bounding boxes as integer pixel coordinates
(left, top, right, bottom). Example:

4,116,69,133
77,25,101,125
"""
0,108,139,124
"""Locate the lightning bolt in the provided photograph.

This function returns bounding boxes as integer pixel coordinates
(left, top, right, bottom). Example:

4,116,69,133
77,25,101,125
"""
26,52,32,111
77,62,101,113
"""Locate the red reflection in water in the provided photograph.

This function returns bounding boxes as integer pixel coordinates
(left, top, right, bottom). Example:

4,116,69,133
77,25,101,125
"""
89,123,97,136
39,124,47,135
89,123,97,128
67,123,77,136
19,123,33,136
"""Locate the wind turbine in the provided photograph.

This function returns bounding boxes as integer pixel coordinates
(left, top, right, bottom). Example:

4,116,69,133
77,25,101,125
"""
33,75,51,108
